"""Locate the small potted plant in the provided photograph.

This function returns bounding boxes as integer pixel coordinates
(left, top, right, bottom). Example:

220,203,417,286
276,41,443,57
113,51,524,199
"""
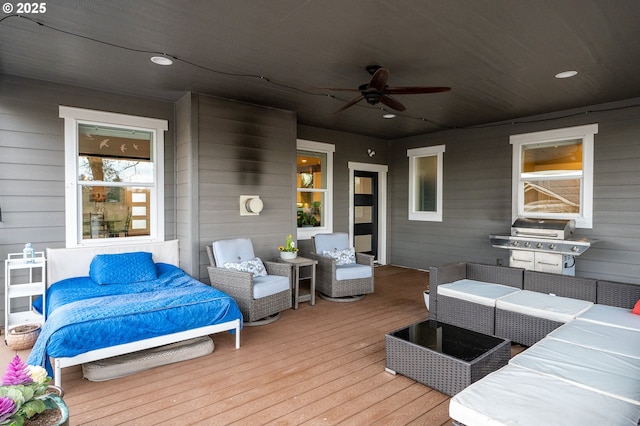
278,234,299,260
0,355,68,426
297,210,318,227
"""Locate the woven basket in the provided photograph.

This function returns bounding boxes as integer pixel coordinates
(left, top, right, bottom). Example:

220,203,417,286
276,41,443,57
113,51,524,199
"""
5,324,41,350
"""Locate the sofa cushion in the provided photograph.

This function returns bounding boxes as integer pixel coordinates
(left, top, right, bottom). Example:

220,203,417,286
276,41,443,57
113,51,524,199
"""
335,263,372,281
253,275,290,299
496,290,593,323
510,337,640,405
547,319,640,359
438,279,521,307
577,304,640,332
449,364,640,426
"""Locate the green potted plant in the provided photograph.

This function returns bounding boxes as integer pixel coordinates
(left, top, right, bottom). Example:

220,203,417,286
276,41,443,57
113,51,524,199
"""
297,210,318,227
0,356,68,426
278,234,299,259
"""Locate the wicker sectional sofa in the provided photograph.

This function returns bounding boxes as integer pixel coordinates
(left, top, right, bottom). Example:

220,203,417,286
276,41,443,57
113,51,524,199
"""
429,262,640,425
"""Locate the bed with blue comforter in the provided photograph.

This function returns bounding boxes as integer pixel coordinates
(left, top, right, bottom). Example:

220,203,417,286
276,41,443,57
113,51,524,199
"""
27,250,242,382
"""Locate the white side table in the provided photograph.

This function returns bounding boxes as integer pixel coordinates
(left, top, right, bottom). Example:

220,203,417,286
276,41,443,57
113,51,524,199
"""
4,252,46,334
278,256,317,309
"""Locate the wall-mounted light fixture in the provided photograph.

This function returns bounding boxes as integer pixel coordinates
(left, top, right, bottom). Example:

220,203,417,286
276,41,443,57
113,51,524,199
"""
367,149,376,157
240,195,264,216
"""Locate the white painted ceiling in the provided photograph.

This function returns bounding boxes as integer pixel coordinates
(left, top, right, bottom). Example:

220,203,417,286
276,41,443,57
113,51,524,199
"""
2,0,640,139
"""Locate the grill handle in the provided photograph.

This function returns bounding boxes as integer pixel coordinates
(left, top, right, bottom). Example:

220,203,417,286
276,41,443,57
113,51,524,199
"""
513,230,559,238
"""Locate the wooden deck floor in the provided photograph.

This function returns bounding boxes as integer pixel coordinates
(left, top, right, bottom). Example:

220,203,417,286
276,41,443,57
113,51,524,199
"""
4,265,457,425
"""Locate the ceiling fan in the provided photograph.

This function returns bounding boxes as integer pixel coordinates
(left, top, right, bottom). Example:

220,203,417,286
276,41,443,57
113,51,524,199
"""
325,65,451,113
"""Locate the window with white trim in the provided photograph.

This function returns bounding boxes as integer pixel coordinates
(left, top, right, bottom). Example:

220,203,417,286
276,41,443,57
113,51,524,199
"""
59,106,168,246
408,145,445,222
511,124,597,228
296,139,334,240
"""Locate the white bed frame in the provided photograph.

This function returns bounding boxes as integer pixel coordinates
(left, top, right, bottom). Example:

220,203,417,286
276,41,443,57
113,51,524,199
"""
45,240,241,387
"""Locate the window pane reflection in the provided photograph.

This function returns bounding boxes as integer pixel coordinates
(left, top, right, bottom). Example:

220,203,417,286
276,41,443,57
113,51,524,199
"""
414,155,437,212
81,186,150,239
296,150,326,228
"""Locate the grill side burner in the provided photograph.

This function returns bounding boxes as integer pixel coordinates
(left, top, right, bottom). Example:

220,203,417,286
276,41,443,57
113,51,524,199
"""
489,218,596,275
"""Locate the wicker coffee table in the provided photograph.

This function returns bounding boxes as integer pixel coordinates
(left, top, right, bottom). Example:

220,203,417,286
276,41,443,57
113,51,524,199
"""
385,319,510,396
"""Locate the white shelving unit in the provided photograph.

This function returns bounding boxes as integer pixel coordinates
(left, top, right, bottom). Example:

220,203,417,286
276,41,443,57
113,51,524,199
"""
4,252,46,335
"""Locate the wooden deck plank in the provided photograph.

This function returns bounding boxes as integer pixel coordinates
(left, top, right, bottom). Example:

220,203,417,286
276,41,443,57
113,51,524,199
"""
4,265,456,425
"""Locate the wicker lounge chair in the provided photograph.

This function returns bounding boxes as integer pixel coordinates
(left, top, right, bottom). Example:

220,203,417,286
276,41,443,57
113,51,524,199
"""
207,238,292,326
311,232,374,302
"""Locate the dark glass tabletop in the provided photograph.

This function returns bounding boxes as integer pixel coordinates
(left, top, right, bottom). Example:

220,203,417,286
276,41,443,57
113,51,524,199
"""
388,319,506,362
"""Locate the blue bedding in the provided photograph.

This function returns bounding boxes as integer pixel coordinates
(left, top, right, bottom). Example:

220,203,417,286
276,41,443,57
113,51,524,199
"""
27,263,242,375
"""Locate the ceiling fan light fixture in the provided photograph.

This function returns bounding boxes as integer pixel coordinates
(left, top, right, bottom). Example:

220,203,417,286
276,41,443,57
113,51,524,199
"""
555,70,577,79
151,56,173,66
382,113,396,119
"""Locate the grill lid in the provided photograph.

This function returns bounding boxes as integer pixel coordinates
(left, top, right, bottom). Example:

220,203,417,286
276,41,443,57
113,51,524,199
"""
511,218,575,240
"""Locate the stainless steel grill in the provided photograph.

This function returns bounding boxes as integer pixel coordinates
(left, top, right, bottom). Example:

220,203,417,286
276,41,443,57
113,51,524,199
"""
490,218,596,275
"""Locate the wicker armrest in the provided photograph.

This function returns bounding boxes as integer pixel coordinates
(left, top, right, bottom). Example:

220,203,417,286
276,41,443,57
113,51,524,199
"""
311,253,337,281
312,253,336,269
263,261,293,279
356,253,375,267
430,262,467,286
207,266,254,300
428,262,467,320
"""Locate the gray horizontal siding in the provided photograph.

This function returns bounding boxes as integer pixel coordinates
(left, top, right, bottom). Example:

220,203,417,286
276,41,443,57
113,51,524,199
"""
193,93,297,283
389,100,640,284
0,75,176,328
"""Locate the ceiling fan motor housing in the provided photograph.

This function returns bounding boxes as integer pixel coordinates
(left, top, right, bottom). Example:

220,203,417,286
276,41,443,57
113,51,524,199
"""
359,83,384,105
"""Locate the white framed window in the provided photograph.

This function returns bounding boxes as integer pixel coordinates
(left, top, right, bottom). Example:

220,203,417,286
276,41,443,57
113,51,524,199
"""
296,139,334,240
59,106,168,247
510,123,598,228
407,145,445,222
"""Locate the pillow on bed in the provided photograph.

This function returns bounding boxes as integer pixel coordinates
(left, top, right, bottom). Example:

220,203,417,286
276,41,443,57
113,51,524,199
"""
223,257,267,277
89,252,157,285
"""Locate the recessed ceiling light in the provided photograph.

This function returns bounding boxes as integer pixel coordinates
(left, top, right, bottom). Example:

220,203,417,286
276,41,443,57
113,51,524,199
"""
382,113,396,119
555,70,578,79
151,56,173,66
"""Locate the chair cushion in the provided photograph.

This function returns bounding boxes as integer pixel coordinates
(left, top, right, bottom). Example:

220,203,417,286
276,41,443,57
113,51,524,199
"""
437,279,521,307
322,247,356,265
253,275,290,299
314,232,350,253
335,263,372,281
212,238,255,266
223,257,267,277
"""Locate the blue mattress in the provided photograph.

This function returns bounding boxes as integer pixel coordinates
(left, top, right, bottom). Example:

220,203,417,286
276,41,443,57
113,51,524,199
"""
27,263,242,374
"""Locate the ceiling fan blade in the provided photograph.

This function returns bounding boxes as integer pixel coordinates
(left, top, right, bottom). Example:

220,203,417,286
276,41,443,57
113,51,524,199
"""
333,95,364,113
380,95,406,112
369,68,390,91
385,86,451,95
319,87,362,92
